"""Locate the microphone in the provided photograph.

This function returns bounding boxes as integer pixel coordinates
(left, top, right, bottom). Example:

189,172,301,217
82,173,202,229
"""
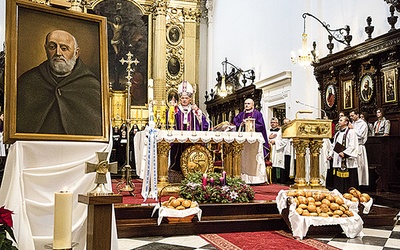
295,100,327,119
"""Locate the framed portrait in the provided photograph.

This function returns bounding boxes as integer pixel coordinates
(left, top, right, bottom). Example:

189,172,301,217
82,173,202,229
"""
167,55,182,77
383,68,397,103
325,84,336,108
4,0,109,143
167,25,182,46
359,73,374,103
342,80,353,109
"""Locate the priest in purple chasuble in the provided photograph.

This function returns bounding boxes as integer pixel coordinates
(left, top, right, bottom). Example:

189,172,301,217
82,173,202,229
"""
169,81,209,178
233,98,269,159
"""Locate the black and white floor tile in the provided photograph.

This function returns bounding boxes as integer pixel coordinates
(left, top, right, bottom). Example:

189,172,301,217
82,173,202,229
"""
118,219,400,250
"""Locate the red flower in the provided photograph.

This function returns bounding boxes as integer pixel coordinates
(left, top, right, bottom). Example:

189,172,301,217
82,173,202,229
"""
0,206,13,228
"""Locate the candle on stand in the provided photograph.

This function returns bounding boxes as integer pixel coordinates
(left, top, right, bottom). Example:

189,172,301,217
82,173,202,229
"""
53,191,73,249
222,171,226,185
168,105,175,128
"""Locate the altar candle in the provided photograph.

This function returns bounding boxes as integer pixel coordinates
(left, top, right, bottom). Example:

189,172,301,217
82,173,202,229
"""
168,105,175,126
202,173,207,186
148,79,154,103
53,191,73,249
222,171,226,185
210,177,214,187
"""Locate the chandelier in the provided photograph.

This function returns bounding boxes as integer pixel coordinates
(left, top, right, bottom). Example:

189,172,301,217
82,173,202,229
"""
291,13,352,67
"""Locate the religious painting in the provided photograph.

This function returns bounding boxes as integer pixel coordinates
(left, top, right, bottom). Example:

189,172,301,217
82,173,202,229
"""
91,0,149,106
4,0,109,143
359,73,374,103
167,25,182,46
343,80,353,109
383,68,397,103
167,88,179,106
167,55,182,77
325,84,336,108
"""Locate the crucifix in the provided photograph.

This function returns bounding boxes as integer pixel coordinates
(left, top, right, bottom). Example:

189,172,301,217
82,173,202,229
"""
85,152,118,196
116,51,140,195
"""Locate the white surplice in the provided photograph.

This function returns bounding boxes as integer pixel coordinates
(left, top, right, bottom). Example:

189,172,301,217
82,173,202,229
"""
352,119,369,185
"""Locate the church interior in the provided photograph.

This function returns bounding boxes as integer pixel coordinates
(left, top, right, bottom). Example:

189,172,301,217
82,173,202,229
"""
1,0,400,249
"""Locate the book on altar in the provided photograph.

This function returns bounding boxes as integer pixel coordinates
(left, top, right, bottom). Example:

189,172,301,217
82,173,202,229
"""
333,142,346,153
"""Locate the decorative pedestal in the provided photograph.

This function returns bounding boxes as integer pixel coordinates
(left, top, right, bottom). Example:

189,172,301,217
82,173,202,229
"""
282,115,332,189
78,194,123,250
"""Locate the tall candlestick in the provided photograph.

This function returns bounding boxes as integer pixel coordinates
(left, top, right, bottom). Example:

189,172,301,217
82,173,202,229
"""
168,105,175,128
53,191,73,249
222,171,227,185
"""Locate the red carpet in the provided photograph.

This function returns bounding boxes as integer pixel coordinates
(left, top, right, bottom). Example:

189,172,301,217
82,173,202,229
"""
112,179,289,204
200,230,339,250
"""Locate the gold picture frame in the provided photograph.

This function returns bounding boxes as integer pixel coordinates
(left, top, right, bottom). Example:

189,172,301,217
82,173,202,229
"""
383,68,397,103
359,73,374,103
167,25,183,46
342,80,353,109
4,0,109,143
325,84,336,108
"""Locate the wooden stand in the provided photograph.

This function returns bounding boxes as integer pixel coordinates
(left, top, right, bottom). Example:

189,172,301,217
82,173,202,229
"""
78,194,123,250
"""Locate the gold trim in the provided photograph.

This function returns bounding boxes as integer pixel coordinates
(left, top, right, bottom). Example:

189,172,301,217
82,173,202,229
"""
180,144,214,177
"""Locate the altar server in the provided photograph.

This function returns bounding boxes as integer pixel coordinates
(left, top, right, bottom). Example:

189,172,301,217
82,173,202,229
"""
328,116,359,193
349,110,369,186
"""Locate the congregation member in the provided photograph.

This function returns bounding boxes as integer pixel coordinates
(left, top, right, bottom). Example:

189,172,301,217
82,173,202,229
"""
267,117,285,184
233,98,269,158
349,110,369,187
373,108,390,136
169,80,209,180
328,116,359,193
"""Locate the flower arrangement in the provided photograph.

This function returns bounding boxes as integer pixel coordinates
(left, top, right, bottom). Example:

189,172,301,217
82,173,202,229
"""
179,172,255,203
0,206,17,250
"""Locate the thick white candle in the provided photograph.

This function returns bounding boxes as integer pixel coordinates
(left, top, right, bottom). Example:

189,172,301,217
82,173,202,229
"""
53,191,73,249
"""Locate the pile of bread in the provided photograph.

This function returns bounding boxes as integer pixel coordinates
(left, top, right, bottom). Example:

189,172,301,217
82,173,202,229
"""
161,197,198,210
342,187,371,203
286,190,354,218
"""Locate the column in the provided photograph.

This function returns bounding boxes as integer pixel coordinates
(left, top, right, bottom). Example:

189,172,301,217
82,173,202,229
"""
309,139,324,188
183,8,199,99
153,0,167,102
292,138,309,188
157,140,171,188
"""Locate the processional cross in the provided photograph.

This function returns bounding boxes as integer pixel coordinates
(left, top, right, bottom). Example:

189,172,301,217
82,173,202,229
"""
116,51,140,195
85,152,118,196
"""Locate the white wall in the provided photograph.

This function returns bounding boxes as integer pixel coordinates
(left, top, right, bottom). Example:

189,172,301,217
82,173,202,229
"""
0,0,394,119
0,0,5,46
204,0,391,120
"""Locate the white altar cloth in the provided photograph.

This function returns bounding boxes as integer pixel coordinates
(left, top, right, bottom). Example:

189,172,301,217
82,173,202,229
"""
0,141,118,250
276,189,364,240
135,130,267,184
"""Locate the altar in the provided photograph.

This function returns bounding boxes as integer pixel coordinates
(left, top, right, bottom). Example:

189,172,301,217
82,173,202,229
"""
135,130,267,185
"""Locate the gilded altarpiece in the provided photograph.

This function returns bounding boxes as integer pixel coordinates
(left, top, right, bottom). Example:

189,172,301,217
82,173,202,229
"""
86,0,202,128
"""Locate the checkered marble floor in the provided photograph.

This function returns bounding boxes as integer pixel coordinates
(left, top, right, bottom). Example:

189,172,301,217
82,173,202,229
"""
310,219,400,250
117,218,400,250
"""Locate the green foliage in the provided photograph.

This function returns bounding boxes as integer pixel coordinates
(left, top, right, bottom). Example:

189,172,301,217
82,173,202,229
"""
0,225,17,250
179,172,255,203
